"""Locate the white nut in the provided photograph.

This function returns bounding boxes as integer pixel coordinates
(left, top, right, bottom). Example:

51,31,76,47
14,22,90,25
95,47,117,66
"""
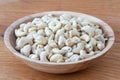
64,23,72,31
29,54,39,60
50,54,64,62
97,41,105,50
81,25,95,37
69,28,79,38
73,43,85,54
32,43,44,54
85,43,93,52
15,28,27,37
65,54,80,62
37,29,45,36
36,21,47,29
16,37,33,50
80,34,90,42
65,36,80,46
95,35,106,43
20,44,31,56
61,46,72,53
89,38,97,47
45,27,53,37
52,48,65,55
39,51,49,62
33,34,47,45
64,52,73,58
28,27,37,33
60,14,72,21
58,35,66,48
48,20,61,32
95,28,102,35
44,45,52,52
55,28,64,42
48,40,57,48
80,50,95,59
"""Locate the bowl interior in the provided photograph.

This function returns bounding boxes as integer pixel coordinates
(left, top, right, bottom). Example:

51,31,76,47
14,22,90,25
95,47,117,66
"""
4,11,115,65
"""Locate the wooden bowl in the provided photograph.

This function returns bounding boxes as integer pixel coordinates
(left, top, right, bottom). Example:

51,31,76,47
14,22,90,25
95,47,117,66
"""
4,11,115,74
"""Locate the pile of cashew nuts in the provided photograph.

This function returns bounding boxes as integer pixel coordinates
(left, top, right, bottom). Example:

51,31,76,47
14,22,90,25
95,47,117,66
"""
15,14,107,62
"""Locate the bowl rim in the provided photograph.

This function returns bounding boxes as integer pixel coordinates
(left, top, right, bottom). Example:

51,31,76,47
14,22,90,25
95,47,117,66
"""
4,11,115,65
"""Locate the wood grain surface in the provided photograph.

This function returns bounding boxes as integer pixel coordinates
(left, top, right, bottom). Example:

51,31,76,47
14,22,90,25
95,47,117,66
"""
0,0,120,80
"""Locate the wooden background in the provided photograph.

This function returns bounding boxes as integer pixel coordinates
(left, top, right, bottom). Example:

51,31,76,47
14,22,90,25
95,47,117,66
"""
0,0,120,80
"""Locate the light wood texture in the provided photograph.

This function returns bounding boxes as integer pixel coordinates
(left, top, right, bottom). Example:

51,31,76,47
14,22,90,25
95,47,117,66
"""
0,0,120,79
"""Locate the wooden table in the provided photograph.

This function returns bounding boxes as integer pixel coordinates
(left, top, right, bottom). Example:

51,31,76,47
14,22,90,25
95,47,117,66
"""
0,0,120,80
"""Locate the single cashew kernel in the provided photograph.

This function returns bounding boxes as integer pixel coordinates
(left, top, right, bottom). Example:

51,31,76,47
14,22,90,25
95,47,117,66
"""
29,54,39,60
85,43,93,52
80,34,90,42
65,52,73,58
48,40,57,48
65,54,80,62
20,44,31,56
34,35,47,45
58,35,66,48
39,51,49,62
45,27,53,37
81,25,95,37
61,46,72,53
50,54,63,62
97,41,105,50
16,37,33,50
52,48,65,55
15,28,27,37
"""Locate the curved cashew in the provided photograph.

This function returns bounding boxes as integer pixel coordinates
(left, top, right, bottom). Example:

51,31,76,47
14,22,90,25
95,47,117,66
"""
95,28,102,35
73,43,85,54
89,38,97,47
26,31,36,40
80,34,90,42
23,22,35,32
95,35,106,43
65,36,80,46
81,25,95,37
64,52,73,58
15,28,27,37
16,37,33,50
28,27,37,33
20,44,31,56
58,35,66,48
32,43,44,54
79,50,95,59
65,54,80,62
85,43,93,52
61,46,72,53
50,54,64,62
69,28,79,38
44,44,52,52
29,54,39,60
37,29,45,36
19,23,26,28
33,34,47,45
55,28,64,42
64,23,72,31
32,18,42,24
48,20,61,32
45,27,53,37
97,41,105,50
39,51,49,62
48,40,57,48
52,48,65,55
36,21,47,29
60,14,72,21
